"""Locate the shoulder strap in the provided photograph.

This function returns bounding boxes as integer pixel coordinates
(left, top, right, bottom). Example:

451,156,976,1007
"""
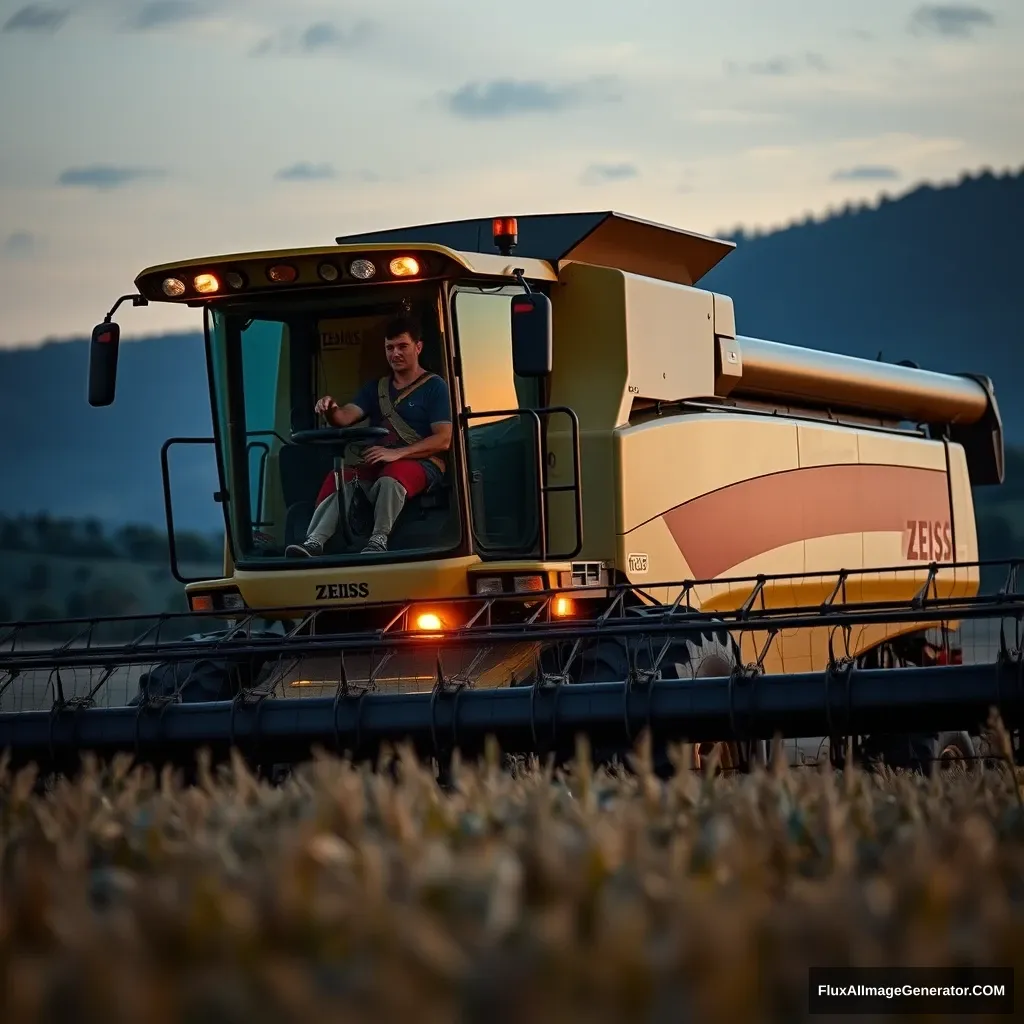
377,373,447,473
396,371,436,403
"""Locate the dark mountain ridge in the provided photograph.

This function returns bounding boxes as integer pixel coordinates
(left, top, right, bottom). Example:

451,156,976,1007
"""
0,333,218,531
0,166,1020,532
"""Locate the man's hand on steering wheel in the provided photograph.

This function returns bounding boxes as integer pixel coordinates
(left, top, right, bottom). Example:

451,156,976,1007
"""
363,445,401,465
315,395,339,420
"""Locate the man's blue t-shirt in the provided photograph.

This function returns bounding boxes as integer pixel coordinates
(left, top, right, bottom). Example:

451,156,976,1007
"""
350,373,451,485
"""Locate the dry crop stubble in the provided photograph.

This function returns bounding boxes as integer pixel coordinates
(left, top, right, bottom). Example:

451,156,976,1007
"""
0,723,1023,1023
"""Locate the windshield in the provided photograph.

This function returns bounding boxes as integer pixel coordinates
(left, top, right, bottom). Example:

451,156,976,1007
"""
206,288,462,566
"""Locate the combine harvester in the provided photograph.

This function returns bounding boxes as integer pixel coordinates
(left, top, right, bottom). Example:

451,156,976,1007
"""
1,212,1022,777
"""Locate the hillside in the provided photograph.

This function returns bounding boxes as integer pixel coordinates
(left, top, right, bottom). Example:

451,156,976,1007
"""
0,167,1020,534
0,515,222,627
0,332,218,531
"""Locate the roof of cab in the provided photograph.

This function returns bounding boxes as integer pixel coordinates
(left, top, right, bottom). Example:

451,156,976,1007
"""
335,211,736,287
134,242,557,288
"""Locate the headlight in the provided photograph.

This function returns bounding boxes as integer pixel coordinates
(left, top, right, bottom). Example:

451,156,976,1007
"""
389,256,419,277
193,273,219,294
349,258,376,280
267,263,298,283
473,576,503,595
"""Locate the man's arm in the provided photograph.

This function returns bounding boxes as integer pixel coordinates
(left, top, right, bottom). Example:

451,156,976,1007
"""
315,389,369,427
330,402,366,427
400,376,452,456
363,421,451,465
394,421,452,458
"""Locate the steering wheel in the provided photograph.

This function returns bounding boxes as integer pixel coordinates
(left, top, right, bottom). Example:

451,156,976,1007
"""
287,426,391,548
290,426,390,445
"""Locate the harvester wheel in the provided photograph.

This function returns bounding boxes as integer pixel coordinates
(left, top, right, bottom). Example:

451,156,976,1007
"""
572,626,744,776
934,730,976,773
130,630,281,705
855,634,980,776
573,626,740,685
862,730,976,775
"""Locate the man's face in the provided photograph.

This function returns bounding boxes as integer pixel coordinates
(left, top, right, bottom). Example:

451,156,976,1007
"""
385,333,421,371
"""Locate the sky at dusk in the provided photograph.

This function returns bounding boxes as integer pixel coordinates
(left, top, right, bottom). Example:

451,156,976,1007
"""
0,0,1022,347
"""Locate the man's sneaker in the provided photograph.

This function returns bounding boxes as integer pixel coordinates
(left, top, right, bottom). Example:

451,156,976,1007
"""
285,538,324,558
361,533,387,554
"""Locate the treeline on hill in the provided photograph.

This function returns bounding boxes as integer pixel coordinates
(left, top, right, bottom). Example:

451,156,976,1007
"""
0,516,222,627
0,514,221,564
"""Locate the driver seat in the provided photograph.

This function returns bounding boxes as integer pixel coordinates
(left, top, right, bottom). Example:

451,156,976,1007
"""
278,442,452,551
279,443,335,547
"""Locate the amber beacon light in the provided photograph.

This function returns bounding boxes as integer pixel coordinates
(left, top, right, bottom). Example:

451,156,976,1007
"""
492,217,518,256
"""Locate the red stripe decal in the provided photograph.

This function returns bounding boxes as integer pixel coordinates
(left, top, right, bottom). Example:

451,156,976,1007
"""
662,464,952,579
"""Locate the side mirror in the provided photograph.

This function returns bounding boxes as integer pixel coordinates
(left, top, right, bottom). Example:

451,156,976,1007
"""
510,292,552,377
88,321,120,407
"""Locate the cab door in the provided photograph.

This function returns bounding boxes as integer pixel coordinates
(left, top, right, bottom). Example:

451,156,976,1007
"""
450,284,544,557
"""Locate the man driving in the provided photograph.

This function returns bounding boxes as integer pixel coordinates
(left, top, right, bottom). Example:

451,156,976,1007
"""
286,315,452,557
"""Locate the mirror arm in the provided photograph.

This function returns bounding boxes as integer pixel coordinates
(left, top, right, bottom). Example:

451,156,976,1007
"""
103,293,149,323
511,268,533,294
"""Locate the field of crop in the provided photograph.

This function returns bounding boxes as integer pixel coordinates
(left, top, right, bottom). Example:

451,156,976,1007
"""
2,724,1023,1023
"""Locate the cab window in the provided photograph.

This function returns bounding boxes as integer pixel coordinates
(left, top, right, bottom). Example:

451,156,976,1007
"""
453,286,542,555
206,291,461,565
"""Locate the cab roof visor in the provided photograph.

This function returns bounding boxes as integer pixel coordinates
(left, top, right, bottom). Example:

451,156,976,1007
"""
334,211,736,287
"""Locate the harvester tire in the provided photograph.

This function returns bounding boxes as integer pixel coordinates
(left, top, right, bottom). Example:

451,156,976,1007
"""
934,730,977,773
572,626,745,776
129,630,281,706
573,626,740,685
862,730,976,775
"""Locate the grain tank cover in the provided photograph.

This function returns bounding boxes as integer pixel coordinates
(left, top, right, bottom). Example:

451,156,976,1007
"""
335,212,736,287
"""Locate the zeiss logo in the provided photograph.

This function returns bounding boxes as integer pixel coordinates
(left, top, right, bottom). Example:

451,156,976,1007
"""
315,582,370,600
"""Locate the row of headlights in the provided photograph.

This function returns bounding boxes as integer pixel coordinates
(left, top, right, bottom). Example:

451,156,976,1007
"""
160,254,422,299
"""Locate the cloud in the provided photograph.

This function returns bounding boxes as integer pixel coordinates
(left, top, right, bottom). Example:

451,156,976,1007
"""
253,19,373,56
300,20,371,52
273,163,385,184
2,4,69,32
444,77,621,120
2,232,36,258
581,162,639,185
127,1,209,31
726,52,830,76
830,166,901,181
909,4,995,37
275,162,336,182
57,166,165,190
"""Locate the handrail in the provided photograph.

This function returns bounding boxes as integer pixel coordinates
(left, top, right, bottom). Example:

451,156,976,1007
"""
461,405,584,560
160,437,219,585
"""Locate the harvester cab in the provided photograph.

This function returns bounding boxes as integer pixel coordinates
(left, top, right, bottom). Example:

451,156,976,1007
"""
87,218,579,628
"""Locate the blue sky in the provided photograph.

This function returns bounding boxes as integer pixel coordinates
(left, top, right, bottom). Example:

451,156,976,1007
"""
0,0,1021,346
